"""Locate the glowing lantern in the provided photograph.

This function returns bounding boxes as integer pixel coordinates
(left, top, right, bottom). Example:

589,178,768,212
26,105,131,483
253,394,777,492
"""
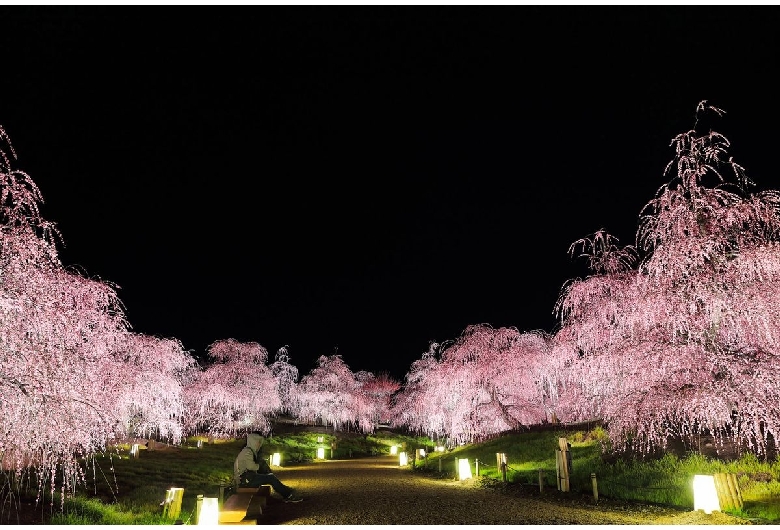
271,452,281,466
417,449,426,458
130,444,139,458
399,452,408,466
458,458,472,480
198,496,219,525
693,475,720,514
435,446,445,452
317,447,325,459
390,445,398,455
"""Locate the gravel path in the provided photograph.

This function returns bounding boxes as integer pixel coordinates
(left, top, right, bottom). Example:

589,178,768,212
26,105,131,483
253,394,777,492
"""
258,455,751,525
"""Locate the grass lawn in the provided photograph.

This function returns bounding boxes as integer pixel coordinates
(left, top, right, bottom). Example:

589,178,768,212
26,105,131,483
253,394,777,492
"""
3,425,778,524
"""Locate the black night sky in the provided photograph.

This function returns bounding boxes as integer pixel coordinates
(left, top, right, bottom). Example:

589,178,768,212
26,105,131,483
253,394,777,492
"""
1,7,779,380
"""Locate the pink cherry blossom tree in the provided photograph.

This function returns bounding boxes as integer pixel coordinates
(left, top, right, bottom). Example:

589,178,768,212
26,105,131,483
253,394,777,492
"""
554,101,780,455
108,332,195,442
0,125,194,503
356,371,401,426
391,325,562,444
292,354,374,433
183,338,282,437
389,341,445,439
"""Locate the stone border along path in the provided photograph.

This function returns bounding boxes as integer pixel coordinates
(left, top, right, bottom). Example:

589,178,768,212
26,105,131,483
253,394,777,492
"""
256,455,750,525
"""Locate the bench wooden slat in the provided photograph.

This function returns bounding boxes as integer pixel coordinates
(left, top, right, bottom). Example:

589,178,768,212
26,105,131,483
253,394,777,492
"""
219,485,271,524
237,485,271,496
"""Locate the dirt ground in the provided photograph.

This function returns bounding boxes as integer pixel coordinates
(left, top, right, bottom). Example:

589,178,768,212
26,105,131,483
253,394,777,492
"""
256,455,752,525
3,454,754,525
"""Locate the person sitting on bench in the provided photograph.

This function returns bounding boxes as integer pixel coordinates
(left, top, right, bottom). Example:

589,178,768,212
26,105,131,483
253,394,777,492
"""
234,432,303,503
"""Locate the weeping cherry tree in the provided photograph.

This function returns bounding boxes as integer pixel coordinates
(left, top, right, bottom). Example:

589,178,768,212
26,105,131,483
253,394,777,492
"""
0,125,193,506
555,101,780,455
183,338,282,437
293,354,375,433
392,325,562,444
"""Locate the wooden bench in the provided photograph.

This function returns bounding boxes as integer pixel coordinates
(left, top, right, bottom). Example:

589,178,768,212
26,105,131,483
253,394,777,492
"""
218,486,271,525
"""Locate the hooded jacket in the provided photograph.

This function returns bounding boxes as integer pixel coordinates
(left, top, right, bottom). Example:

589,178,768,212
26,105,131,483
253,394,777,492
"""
234,433,271,485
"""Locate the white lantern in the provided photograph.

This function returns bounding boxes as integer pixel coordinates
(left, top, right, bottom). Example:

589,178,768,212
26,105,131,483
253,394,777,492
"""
198,497,219,525
693,475,720,514
458,458,472,480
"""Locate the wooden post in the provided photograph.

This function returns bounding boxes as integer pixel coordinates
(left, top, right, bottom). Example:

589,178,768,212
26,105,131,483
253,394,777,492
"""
162,487,184,520
538,468,544,492
219,485,225,507
439,455,442,473
591,473,598,502
557,437,570,492
496,453,507,482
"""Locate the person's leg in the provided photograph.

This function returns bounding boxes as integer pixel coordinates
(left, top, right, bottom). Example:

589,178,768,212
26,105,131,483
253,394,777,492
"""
245,472,293,498
254,472,293,498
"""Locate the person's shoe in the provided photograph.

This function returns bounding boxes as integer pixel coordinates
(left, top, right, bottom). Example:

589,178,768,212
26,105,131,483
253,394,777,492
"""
284,493,303,503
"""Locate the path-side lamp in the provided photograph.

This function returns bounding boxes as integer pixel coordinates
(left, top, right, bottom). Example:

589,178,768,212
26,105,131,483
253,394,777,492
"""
416,448,426,459
317,447,325,459
271,452,281,467
130,443,140,458
399,451,408,466
390,445,398,455
162,487,185,520
197,496,219,525
458,458,472,480
693,474,720,514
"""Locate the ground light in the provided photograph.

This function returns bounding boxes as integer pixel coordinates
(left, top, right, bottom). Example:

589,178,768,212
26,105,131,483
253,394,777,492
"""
317,447,325,459
399,452,408,466
693,474,720,514
390,445,398,455
271,452,281,466
162,487,185,520
198,497,219,525
458,458,472,480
